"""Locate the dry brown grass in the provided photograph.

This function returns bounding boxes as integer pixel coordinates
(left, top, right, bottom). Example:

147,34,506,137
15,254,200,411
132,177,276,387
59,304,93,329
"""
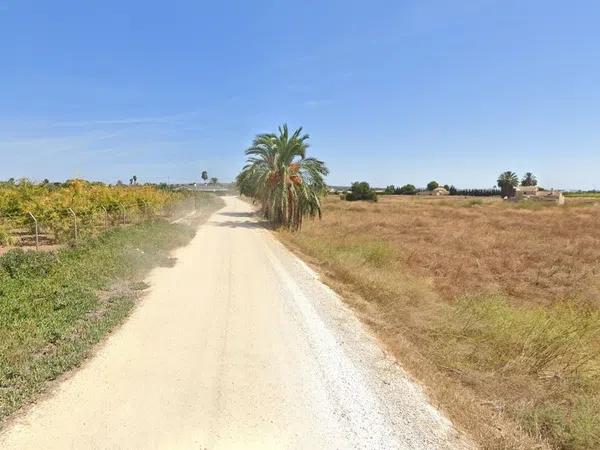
278,195,600,450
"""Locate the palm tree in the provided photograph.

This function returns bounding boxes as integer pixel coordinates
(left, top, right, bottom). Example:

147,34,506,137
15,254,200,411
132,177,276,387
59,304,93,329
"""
521,172,537,186
497,171,519,197
237,124,328,231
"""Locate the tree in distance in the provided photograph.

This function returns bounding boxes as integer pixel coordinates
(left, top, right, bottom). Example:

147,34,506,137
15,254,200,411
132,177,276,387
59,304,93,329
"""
346,181,378,202
521,172,538,186
397,184,417,195
210,177,218,185
201,171,208,185
497,171,519,197
427,180,439,191
237,124,329,231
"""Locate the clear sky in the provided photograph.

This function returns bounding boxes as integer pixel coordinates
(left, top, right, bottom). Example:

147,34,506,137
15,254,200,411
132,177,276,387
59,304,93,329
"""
1,1,599,189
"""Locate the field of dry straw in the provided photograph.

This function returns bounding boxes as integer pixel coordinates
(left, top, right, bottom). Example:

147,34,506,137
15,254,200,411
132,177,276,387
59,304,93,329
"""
279,195,600,450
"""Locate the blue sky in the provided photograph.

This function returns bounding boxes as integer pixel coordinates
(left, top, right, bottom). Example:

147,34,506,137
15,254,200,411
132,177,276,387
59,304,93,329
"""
1,1,599,189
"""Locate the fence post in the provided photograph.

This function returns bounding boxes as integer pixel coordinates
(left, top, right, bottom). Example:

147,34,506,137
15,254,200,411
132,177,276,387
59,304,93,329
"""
68,208,78,242
27,212,39,250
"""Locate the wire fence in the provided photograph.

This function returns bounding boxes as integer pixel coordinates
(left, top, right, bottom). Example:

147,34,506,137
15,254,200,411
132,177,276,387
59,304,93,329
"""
0,196,201,252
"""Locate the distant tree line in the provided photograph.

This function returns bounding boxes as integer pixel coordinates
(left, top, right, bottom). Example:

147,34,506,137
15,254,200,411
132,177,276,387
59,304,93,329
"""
337,170,543,202
384,184,418,195
378,171,538,199
1,177,191,192
382,185,500,196
384,180,449,195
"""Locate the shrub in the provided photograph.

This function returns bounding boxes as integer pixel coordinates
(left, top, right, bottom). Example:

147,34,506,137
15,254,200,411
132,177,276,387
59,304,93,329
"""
0,224,18,246
0,248,58,279
396,184,417,195
346,182,378,202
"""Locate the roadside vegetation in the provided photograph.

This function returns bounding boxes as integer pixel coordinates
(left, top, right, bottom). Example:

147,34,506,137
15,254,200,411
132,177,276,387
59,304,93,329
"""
279,195,600,450
0,188,223,423
0,178,199,247
236,124,328,231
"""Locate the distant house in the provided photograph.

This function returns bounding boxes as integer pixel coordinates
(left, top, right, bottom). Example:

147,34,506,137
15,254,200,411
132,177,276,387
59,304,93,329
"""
515,186,565,205
418,187,450,196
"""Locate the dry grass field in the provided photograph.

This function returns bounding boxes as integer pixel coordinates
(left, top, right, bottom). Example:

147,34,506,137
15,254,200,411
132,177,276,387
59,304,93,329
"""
279,195,600,450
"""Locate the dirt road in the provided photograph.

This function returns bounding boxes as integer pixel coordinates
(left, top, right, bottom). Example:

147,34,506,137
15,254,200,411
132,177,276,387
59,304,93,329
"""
0,196,468,449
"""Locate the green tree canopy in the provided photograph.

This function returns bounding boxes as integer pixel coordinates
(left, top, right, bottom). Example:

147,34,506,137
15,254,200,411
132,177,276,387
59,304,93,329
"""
427,181,439,191
397,184,417,195
346,182,377,202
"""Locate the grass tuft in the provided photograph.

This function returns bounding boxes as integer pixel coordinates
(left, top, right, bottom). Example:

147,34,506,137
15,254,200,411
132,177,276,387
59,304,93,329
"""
448,297,600,377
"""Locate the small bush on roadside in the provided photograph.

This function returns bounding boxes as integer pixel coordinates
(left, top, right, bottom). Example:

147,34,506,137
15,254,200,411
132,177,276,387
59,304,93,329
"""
519,399,600,450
